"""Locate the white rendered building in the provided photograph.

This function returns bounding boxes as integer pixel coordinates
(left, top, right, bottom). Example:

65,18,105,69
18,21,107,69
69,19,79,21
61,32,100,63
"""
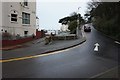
60,24,69,32
0,0,36,38
36,16,39,30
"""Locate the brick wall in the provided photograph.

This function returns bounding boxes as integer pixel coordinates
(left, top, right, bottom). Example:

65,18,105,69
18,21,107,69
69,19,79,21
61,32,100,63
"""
1,30,45,47
2,37,34,47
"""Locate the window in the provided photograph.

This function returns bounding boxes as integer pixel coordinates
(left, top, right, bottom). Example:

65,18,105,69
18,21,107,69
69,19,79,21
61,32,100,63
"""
5,30,7,32
24,31,28,36
1,29,3,31
11,14,17,22
22,12,30,24
24,0,28,6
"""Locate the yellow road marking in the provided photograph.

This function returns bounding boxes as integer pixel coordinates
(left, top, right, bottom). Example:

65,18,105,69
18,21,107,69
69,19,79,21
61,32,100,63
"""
0,44,82,63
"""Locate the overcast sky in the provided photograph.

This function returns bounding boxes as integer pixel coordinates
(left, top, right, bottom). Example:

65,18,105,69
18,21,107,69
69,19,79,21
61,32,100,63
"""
37,0,91,30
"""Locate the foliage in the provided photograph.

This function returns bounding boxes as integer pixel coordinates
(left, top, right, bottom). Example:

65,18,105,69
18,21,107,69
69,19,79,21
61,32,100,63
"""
68,20,77,34
59,12,84,33
86,1,120,41
2,32,12,40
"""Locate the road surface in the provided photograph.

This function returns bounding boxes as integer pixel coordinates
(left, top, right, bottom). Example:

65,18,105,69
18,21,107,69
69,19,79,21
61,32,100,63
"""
2,25,119,78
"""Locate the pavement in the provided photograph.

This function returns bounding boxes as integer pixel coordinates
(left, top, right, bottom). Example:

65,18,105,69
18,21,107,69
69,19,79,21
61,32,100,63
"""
0,38,45,50
1,29,86,60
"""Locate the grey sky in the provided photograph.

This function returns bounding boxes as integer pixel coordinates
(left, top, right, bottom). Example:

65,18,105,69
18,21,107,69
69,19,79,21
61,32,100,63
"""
37,0,90,30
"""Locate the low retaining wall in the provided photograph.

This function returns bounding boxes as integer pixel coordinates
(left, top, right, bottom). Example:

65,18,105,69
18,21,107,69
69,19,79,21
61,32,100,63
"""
36,30,45,39
1,30,45,47
2,37,35,47
52,36,77,40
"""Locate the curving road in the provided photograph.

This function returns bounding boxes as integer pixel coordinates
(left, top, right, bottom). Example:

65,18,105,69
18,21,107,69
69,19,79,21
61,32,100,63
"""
2,24,119,78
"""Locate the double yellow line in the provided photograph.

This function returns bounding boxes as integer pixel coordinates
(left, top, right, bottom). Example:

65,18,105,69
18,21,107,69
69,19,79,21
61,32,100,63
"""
0,44,81,63
0,51,63,63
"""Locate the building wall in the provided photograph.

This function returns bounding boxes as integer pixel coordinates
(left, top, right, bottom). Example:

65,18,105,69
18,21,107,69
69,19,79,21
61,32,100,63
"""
36,17,39,29
60,24,69,31
2,30,45,47
1,0,36,37
0,1,2,33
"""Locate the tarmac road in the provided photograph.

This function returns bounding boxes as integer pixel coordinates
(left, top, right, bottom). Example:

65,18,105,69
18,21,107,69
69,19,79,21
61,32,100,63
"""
2,24,119,78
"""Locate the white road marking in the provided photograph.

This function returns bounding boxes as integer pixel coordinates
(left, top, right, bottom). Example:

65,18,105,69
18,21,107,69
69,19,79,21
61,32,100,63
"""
115,41,120,45
94,43,99,51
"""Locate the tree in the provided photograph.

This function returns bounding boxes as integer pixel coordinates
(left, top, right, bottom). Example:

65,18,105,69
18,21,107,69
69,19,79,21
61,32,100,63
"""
59,12,83,33
58,16,70,25
85,1,120,41
68,20,77,34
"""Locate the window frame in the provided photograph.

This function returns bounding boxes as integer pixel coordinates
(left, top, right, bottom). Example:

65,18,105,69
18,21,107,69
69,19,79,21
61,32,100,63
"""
24,0,28,6
22,12,30,24
11,13,17,22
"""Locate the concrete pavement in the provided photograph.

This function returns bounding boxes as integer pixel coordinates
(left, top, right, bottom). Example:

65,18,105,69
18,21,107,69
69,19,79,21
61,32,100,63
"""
2,29,86,60
0,38,45,50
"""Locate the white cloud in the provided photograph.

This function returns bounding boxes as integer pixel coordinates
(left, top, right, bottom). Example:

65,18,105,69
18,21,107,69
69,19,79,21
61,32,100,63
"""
37,1,89,30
